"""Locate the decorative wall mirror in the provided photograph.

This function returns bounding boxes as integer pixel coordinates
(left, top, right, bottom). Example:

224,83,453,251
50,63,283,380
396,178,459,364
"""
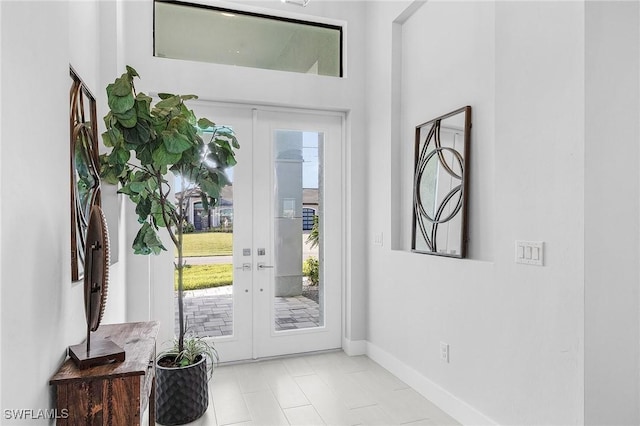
412,106,471,258
70,67,101,281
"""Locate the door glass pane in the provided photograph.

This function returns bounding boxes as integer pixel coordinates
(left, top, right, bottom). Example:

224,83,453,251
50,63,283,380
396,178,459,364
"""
273,130,323,331
175,129,235,338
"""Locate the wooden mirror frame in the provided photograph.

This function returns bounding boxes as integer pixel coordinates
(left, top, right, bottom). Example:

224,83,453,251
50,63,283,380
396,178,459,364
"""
70,67,101,282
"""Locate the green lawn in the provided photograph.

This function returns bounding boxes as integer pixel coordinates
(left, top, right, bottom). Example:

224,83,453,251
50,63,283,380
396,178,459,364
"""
179,232,233,257
176,264,233,291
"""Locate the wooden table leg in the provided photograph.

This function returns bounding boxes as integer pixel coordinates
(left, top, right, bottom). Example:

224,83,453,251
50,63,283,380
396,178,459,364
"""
149,377,156,426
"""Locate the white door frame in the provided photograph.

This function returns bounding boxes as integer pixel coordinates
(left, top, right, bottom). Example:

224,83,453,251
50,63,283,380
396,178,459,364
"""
252,108,344,359
166,101,347,362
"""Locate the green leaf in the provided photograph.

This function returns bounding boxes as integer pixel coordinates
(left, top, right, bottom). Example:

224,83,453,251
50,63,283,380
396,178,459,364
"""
99,154,123,185
114,147,130,164
214,168,230,186
199,176,220,200
117,186,133,196
133,114,151,133
157,93,174,100
152,143,182,166
123,120,151,145
102,131,115,148
180,94,198,101
103,112,114,129
135,96,153,123
147,179,158,192
185,108,197,126
169,116,197,140
129,182,146,193
111,74,132,96
200,193,210,211
126,65,139,78
155,96,181,109
132,222,166,255
206,152,221,167
145,234,167,256
107,84,135,114
197,117,215,129
151,200,167,227
136,144,154,165
162,129,192,154
101,172,120,186
136,92,152,103
118,181,144,196
114,107,137,128
215,126,234,137
135,197,152,222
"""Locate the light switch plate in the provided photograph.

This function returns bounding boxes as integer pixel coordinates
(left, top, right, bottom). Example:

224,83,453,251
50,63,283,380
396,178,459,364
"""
515,241,544,266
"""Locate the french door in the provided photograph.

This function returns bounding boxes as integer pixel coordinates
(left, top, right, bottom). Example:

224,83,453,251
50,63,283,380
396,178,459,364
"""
182,103,343,362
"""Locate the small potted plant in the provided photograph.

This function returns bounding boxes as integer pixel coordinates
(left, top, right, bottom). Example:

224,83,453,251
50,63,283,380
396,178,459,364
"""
99,66,238,425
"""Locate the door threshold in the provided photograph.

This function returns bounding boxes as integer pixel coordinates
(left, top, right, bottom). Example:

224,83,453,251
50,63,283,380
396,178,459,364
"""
217,348,343,366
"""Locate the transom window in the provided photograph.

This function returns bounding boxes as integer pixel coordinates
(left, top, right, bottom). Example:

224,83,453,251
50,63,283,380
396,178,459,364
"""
154,0,343,77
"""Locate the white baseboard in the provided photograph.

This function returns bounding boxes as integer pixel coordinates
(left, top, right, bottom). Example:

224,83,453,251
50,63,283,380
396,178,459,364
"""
366,342,498,426
342,338,367,356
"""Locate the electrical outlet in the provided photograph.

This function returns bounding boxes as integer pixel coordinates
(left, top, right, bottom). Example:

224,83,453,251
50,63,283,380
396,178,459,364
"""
373,232,383,246
440,342,450,363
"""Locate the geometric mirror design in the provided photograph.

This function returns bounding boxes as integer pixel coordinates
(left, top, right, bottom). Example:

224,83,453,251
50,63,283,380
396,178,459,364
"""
70,67,101,281
412,106,471,258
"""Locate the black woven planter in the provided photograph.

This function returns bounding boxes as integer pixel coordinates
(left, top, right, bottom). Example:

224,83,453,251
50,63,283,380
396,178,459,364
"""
155,355,208,425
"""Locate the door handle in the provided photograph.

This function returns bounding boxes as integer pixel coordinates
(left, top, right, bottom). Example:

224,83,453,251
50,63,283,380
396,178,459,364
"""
257,263,274,270
235,263,251,271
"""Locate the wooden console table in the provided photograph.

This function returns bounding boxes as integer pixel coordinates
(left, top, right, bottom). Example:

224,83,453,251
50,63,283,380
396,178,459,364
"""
50,321,159,425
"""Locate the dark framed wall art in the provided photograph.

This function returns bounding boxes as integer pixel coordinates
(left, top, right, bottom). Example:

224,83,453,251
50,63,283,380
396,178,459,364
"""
412,106,471,258
70,67,101,281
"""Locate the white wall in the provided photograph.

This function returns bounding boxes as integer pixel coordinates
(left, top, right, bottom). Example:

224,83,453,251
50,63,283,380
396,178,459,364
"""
585,2,640,424
118,0,368,347
494,3,585,423
0,2,81,422
366,1,584,424
398,1,495,261
0,1,123,422
69,0,127,327
0,0,4,410
2,2,638,424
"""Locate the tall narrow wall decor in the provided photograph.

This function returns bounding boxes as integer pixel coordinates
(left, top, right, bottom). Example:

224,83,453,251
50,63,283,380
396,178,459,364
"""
412,106,471,258
70,67,101,281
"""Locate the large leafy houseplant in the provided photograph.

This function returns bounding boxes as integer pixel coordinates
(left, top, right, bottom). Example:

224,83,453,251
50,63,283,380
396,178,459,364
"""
99,66,238,358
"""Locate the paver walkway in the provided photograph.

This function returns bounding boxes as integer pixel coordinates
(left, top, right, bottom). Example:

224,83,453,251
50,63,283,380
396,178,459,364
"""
175,285,320,337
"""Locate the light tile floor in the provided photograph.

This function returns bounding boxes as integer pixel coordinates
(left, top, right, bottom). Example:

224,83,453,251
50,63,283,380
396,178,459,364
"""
147,350,460,426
